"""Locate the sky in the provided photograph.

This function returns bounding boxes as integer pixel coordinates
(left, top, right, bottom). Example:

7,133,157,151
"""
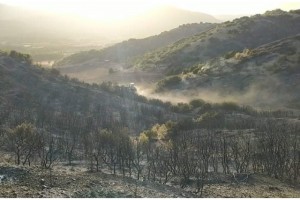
0,0,299,21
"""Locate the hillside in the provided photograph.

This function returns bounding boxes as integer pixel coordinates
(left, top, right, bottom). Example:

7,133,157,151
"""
154,34,300,109
134,9,300,75
54,23,216,85
55,23,216,70
55,9,300,87
1,51,300,198
0,51,182,134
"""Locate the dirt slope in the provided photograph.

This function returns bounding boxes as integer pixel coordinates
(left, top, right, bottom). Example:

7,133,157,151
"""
1,162,299,198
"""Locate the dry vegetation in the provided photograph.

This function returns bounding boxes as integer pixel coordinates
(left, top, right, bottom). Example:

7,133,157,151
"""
1,51,300,198
1,156,299,198
1,8,300,198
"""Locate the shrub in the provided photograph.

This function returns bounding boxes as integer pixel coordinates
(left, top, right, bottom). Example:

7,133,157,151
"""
156,76,182,91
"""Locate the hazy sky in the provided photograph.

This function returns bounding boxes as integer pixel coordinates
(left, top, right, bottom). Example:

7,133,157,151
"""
1,0,299,21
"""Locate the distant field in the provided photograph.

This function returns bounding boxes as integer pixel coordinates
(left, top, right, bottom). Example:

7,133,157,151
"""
0,41,106,67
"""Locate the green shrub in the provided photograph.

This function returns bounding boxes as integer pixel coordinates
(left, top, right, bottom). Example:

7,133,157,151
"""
156,75,182,92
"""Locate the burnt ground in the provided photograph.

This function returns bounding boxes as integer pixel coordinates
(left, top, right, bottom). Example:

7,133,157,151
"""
0,160,300,198
0,163,196,198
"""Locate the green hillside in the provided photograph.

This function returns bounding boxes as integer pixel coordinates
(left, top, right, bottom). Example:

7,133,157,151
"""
154,34,300,109
134,9,300,75
55,23,216,70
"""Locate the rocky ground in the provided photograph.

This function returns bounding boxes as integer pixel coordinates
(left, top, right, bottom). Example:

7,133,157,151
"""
0,161,299,198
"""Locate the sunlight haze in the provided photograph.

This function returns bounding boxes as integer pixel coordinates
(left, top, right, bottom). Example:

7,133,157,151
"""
0,0,299,22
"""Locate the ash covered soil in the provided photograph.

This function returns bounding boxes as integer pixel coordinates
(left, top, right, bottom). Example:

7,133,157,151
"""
0,162,300,198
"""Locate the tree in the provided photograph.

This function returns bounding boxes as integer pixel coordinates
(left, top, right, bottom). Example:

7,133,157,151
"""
39,133,61,169
230,134,252,173
6,123,41,166
9,50,32,64
62,130,79,166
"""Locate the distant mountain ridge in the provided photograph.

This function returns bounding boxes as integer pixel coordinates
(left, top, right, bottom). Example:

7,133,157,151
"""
123,5,220,37
0,4,219,44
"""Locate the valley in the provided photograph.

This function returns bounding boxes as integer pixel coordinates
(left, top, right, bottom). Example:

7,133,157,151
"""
0,3,300,198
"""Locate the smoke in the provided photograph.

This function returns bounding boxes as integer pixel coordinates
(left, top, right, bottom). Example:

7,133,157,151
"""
136,84,192,104
135,75,295,110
